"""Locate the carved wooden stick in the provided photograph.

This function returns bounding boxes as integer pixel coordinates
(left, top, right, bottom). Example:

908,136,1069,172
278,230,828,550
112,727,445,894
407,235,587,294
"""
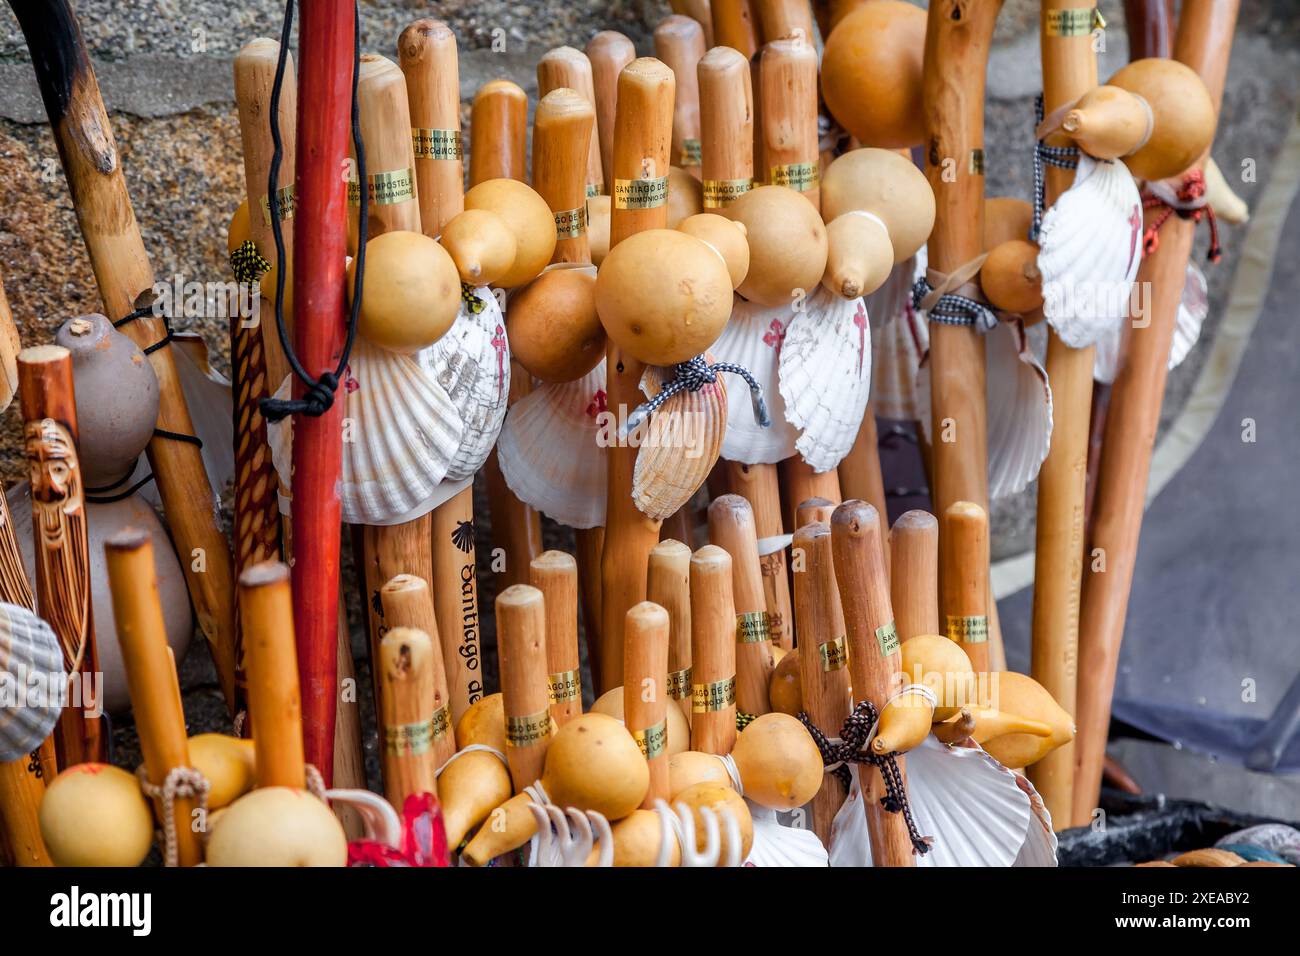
379,575,456,770
712,0,761,58
399,19,465,236
654,15,707,178
586,32,636,197
497,584,552,792
707,495,774,717
469,80,528,185
648,539,693,725
890,510,939,641
538,46,605,198
239,561,305,789
378,626,440,808
689,545,737,754
941,502,991,673
530,551,582,727
625,601,671,807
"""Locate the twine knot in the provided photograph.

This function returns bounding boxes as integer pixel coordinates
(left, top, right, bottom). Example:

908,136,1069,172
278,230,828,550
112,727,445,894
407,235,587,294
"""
622,355,770,437
1143,168,1221,263
259,370,340,422
137,765,211,868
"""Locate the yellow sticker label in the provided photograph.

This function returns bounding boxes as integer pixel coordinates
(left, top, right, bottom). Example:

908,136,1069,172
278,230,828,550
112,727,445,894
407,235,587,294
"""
613,175,669,209
411,128,463,160
553,206,586,239
969,149,985,175
384,718,434,756
1045,8,1101,36
692,676,736,713
947,615,989,645
632,719,669,760
667,667,691,700
735,611,771,644
770,162,819,192
679,138,702,166
347,167,417,206
586,181,604,198
819,636,848,672
876,620,900,657
430,704,451,741
260,184,297,225
547,669,581,705
505,709,552,747
702,177,753,208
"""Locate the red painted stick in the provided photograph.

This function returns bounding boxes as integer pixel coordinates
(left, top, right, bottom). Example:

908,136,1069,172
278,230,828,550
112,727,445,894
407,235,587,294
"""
290,2,355,783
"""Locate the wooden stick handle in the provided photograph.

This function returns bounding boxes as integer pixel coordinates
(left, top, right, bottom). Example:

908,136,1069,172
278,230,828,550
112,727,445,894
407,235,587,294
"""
0,762,49,865
706,494,774,716
838,402,890,575
18,345,102,767
795,496,836,527
469,80,528,186
647,539,693,725
537,46,605,198
890,510,939,641
529,551,582,727
575,526,605,688
754,0,816,44
624,601,671,807
354,54,421,239
654,15,707,176
711,0,761,58
532,88,596,265
586,32,636,197
431,488,482,725
671,0,715,45
378,626,440,808
758,36,820,210
723,462,792,650
698,44,755,209
378,574,456,769
791,522,850,843
780,457,840,533
497,584,552,792
941,501,990,673
688,545,737,754
104,528,201,865
830,500,914,867
239,561,306,788
399,19,465,236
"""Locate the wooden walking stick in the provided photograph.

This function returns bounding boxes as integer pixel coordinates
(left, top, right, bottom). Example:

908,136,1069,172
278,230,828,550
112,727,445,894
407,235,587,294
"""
689,545,738,754
625,601,671,807
754,0,817,44
586,32,636,198
648,540,693,725
0,759,49,866
105,529,201,866
672,0,715,46
839,402,890,569
707,495,774,717
598,58,676,691
378,575,456,770
18,346,101,766
538,46,606,197
1073,0,1239,827
891,510,939,641
239,561,306,789
469,80,528,185
831,500,915,867
400,19,465,235
759,36,820,211
497,584,552,792
780,457,840,532
12,0,239,712
655,15,707,179
378,627,440,807
529,552,582,727
792,523,850,843
941,502,992,673
533,89,597,267
795,496,836,526
712,0,761,58
1028,0,1101,828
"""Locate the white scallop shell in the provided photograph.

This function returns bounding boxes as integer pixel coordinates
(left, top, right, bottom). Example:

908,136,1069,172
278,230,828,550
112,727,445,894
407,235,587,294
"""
0,601,64,760
915,321,1053,499
267,338,463,526
1093,261,1207,384
778,288,873,472
710,297,799,464
828,736,1057,867
744,803,829,866
497,361,608,529
632,361,726,521
1038,155,1143,349
416,287,510,481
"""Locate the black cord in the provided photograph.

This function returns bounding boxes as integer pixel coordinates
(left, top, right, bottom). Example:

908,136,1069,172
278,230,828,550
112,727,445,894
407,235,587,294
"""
259,0,367,423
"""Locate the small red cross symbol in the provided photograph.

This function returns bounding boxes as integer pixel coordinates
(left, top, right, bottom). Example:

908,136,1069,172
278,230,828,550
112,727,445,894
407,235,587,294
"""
586,389,608,418
490,325,508,400
762,318,786,354
853,302,868,377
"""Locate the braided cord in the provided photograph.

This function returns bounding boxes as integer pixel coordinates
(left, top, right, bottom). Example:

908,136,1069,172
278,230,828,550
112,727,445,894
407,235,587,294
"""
1031,93,1080,242
622,354,771,437
137,765,211,868
910,278,999,332
1142,168,1221,262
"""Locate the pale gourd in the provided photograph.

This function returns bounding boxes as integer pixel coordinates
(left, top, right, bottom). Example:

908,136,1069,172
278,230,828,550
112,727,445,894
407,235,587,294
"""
507,268,604,383
820,148,935,264
668,751,733,798
731,713,821,810
980,239,1044,314
455,692,506,752
824,212,894,298
677,213,750,290
348,230,460,353
206,786,347,867
464,178,558,287
1107,58,1216,182
439,208,517,287
39,763,154,867
439,749,514,848
187,733,256,809
591,685,691,757
673,782,753,865
768,647,802,716
728,185,828,308
668,166,703,228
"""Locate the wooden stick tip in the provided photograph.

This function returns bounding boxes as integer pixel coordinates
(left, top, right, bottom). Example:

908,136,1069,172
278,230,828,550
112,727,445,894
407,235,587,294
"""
238,560,290,589
699,45,748,73
496,583,544,609
537,86,595,118
655,14,704,41
236,37,280,61
359,53,400,79
627,600,669,629
690,543,732,573
380,625,433,652
540,45,588,65
945,500,988,522
380,573,428,596
399,17,454,46
650,538,692,560
104,526,152,553
792,521,830,546
707,493,753,522
622,56,675,86
476,78,526,102
17,344,69,366
588,30,634,53
892,509,938,533
530,550,577,573
830,499,882,538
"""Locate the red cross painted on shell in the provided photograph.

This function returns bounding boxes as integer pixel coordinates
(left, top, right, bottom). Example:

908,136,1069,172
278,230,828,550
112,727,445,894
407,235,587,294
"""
762,318,786,353
586,389,608,419
853,302,868,378
491,325,508,401
1126,204,1142,274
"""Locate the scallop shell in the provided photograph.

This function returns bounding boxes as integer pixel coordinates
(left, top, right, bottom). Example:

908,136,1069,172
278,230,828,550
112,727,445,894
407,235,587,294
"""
1037,154,1143,349
828,736,1057,867
744,803,829,866
915,321,1053,499
268,338,463,526
632,360,726,521
497,361,608,529
710,297,799,464
416,286,510,481
1093,261,1207,384
0,601,64,760
778,287,873,472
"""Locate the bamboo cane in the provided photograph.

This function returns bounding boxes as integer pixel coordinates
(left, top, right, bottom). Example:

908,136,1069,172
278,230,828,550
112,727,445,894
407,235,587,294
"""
758,36,820,211
1073,0,1239,827
599,58,676,692
830,500,914,867
689,545,738,753
104,528,201,866
12,0,239,713
239,561,306,789
648,540,693,725
780,457,841,532
530,551,582,727
1028,0,1100,829
707,495,775,716
469,80,528,185
399,19,465,235
586,32,637,198
378,626,440,807
497,584,552,792
792,522,850,842
18,346,101,766
538,47,605,197
941,501,991,673
625,601,671,807
712,0,761,58
378,575,456,770
655,15,707,178
890,510,939,641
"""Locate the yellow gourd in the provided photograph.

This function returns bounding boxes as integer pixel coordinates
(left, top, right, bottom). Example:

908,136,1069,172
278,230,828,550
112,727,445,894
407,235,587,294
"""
439,208,517,287
730,713,821,811
439,749,514,849
39,763,154,867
